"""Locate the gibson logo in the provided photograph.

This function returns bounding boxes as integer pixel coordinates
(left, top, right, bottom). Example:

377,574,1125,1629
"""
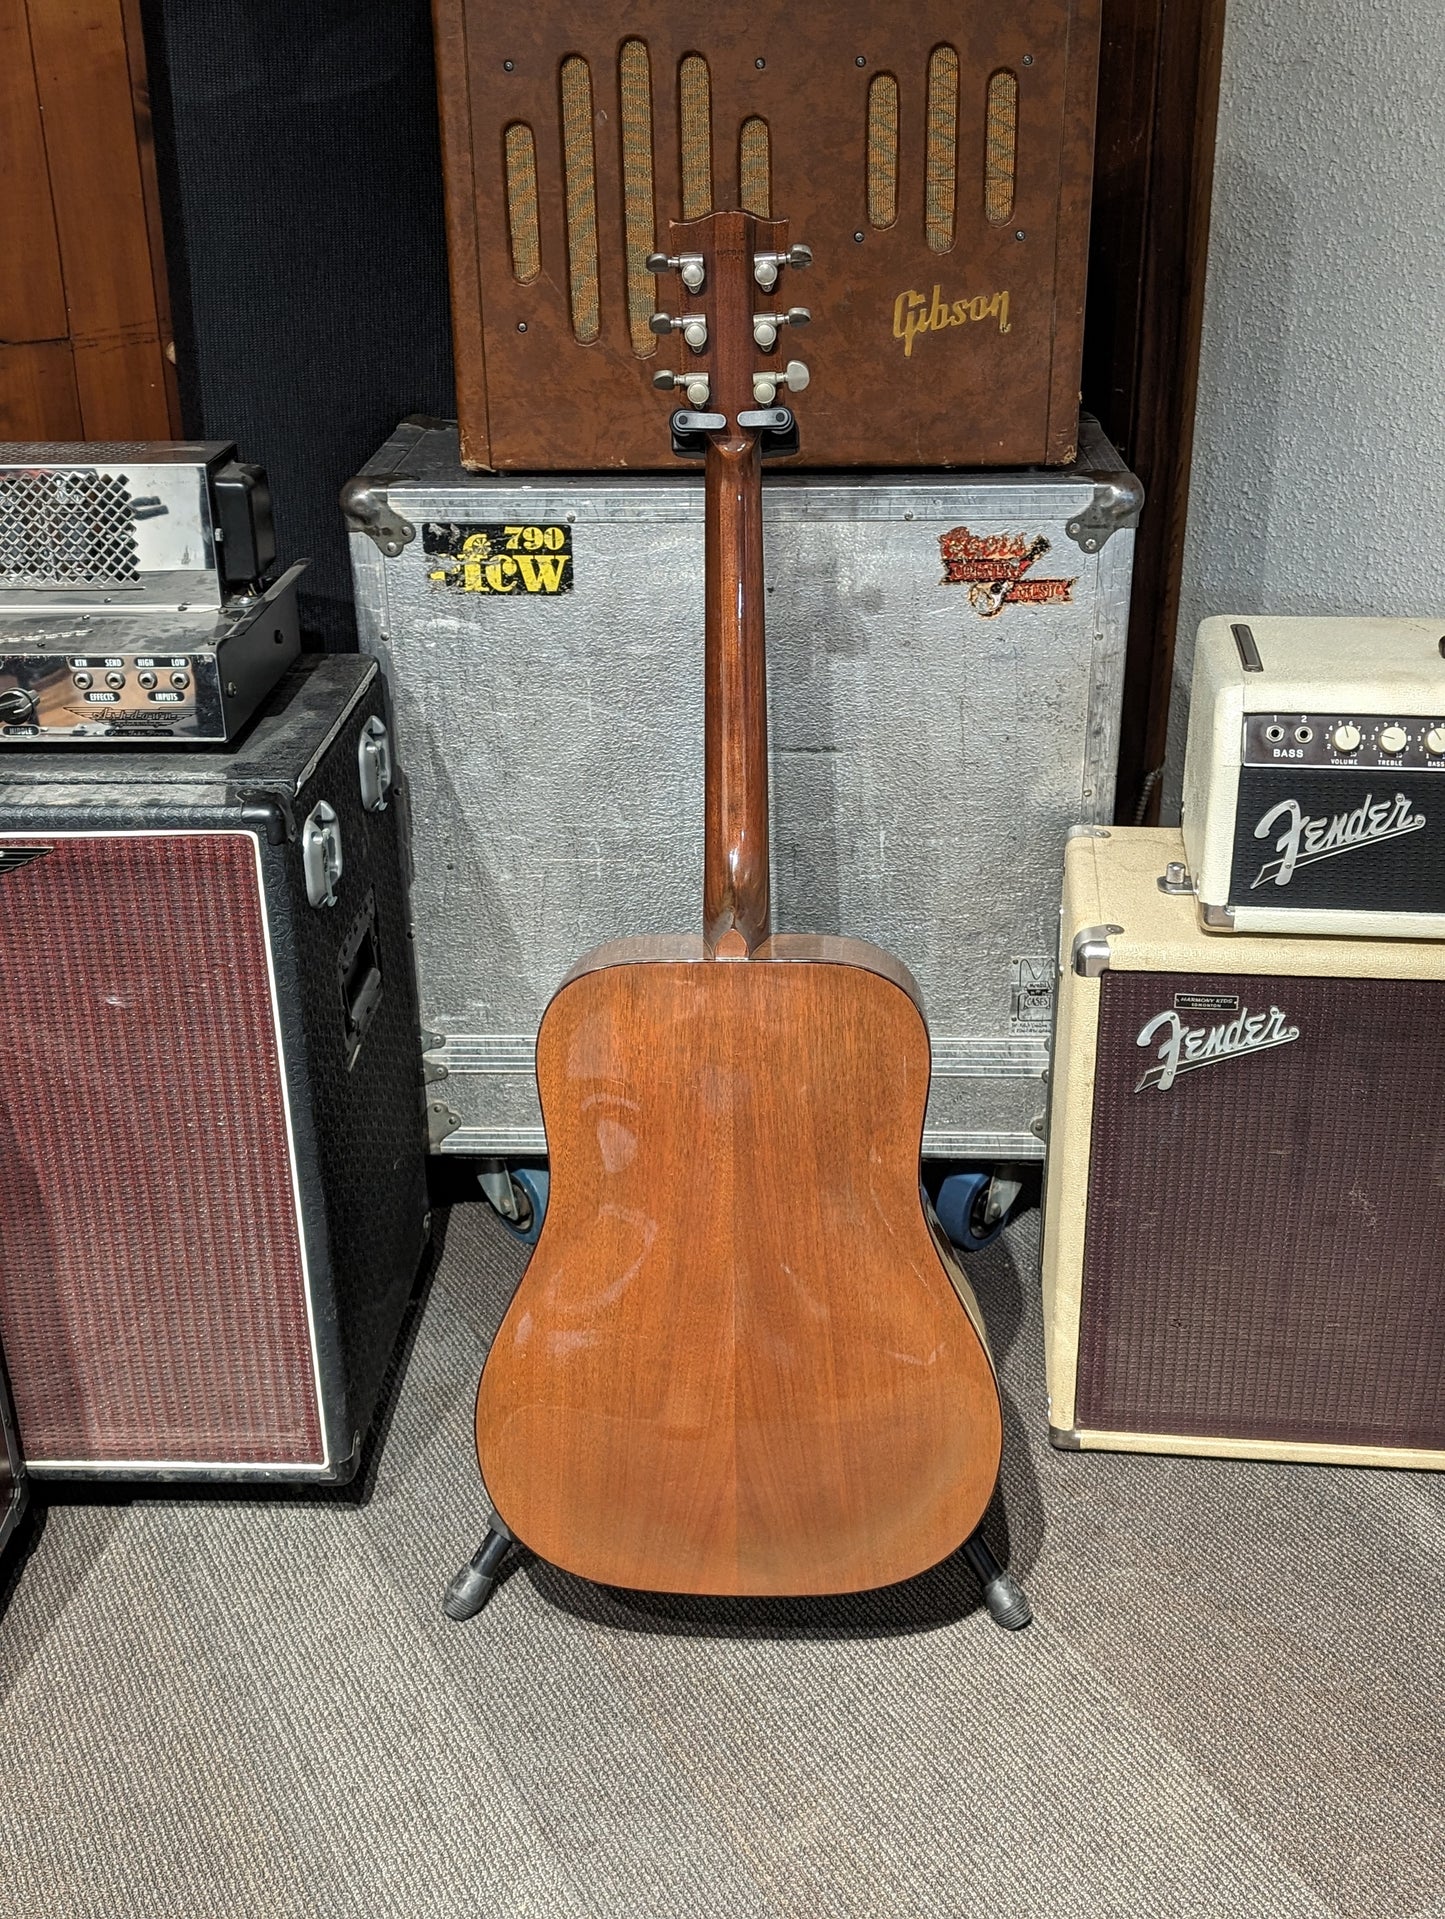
893,286,1011,358
1251,792,1425,889
1134,1003,1300,1093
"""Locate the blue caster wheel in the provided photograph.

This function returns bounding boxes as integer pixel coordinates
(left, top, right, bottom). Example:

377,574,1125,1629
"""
477,1164,550,1246
934,1170,1008,1253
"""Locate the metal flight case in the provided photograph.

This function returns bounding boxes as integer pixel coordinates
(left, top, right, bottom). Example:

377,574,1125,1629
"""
346,415,1140,1175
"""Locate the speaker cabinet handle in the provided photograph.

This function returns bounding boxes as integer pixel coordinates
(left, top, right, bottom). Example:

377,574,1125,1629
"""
302,801,343,908
358,717,393,812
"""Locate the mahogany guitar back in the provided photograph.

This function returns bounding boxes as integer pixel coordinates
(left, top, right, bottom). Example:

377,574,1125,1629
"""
476,936,1003,1596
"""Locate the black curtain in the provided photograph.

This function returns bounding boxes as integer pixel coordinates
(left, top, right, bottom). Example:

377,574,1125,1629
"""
141,0,454,647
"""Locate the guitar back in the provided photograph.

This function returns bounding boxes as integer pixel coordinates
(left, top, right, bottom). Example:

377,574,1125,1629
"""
476,937,1003,1595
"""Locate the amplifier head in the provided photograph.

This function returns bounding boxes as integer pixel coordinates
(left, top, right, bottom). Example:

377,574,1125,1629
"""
1044,825,1445,1468
433,0,1099,471
0,441,274,612
1182,615,1445,937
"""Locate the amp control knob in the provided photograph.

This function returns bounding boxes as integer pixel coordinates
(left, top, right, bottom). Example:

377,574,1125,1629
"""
1379,724,1409,755
0,687,37,723
1427,726,1445,756
1331,723,1362,753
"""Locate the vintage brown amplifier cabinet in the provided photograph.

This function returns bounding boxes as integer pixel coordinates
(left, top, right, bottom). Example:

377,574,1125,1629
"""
0,656,430,1482
1043,825,1445,1468
433,1,1100,470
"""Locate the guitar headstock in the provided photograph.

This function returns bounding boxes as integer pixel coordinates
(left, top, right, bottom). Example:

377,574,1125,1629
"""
647,211,812,457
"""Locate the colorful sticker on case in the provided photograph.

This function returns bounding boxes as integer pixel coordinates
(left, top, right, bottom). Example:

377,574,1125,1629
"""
423,522,573,595
940,527,1076,618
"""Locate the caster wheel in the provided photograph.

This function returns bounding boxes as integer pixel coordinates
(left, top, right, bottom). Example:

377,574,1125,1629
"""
934,1170,1007,1252
478,1165,550,1246
505,1167,550,1245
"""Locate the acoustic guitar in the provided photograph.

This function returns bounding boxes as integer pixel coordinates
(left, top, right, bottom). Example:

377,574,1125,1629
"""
456,210,1010,1607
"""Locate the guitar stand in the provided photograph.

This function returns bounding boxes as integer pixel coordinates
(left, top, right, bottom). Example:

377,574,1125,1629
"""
443,1517,1033,1632
963,1532,1033,1631
442,1515,516,1621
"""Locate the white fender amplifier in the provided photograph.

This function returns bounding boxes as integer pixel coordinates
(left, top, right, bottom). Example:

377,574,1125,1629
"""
1182,614,1445,937
1043,825,1445,1468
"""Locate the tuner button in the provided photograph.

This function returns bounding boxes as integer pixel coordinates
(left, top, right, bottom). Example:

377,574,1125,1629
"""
788,244,813,269
783,359,810,392
651,369,677,391
684,375,711,407
786,306,812,327
753,318,779,350
682,318,708,350
1427,726,1445,756
648,311,673,335
1331,723,1362,753
1379,724,1409,755
645,252,670,273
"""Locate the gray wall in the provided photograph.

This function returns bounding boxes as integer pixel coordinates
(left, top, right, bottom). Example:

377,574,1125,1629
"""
1164,0,1445,819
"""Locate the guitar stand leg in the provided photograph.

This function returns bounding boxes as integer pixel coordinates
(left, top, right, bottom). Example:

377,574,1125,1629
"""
963,1531,1033,1632
442,1515,516,1622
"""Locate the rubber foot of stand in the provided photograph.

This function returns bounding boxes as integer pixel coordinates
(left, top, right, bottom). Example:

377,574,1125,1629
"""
981,1571,1033,1631
442,1562,496,1621
442,1528,512,1621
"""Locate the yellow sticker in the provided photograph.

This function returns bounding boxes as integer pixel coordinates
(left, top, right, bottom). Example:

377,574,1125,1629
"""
423,522,573,595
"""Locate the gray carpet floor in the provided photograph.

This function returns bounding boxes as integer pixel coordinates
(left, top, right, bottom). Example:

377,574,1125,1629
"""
1,1200,1442,1919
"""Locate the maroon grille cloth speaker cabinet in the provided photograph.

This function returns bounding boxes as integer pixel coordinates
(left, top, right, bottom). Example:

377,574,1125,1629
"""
1043,826,1445,1468
0,656,429,1481
433,0,1100,470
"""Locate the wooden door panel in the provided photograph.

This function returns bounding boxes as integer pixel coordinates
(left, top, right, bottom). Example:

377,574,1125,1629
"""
0,343,84,441
0,0,69,341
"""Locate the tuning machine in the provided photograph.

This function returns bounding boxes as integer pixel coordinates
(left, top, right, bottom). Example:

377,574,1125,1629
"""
650,312,708,351
752,244,812,291
653,368,712,408
647,250,706,292
751,360,809,405
752,307,810,350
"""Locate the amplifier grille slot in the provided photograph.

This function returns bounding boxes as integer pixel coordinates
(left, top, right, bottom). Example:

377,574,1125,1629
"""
0,469,141,587
504,122,541,283
866,72,900,228
985,69,1020,223
679,52,712,219
739,114,771,218
925,45,959,251
619,38,658,356
560,56,601,342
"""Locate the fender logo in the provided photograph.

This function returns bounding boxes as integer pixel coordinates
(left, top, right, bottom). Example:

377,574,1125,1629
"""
1135,1003,1300,1093
1251,792,1425,888
939,528,1076,618
893,286,1011,358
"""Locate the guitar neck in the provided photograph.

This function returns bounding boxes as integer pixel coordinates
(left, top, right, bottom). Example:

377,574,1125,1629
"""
655,208,807,958
703,429,769,957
